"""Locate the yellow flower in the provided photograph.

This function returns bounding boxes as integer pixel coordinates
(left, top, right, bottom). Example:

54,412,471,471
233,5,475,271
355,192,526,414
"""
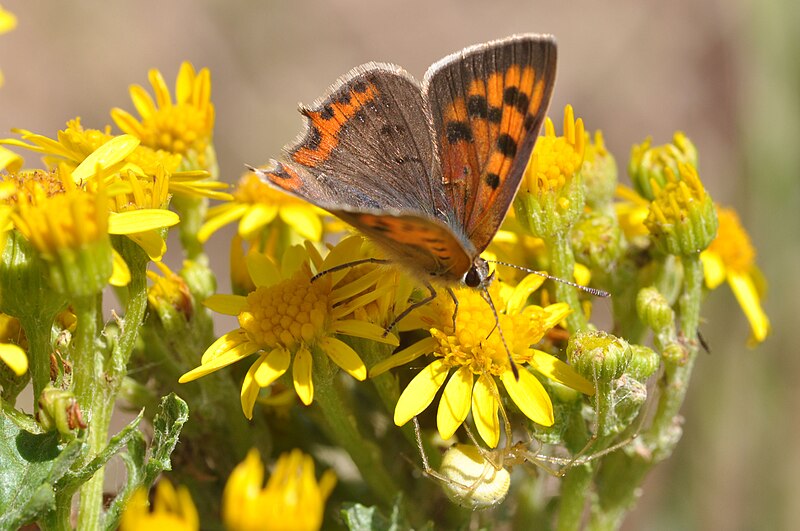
701,206,770,344
522,104,585,197
180,236,399,417
0,313,27,376
111,62,215,171
198,171,324,243
147,261,194,322
1,118,228,201
222,449,336,531
120,481,199,531
614,184,650,241
644,163,717,257
371,275,594,448
0,5,16,87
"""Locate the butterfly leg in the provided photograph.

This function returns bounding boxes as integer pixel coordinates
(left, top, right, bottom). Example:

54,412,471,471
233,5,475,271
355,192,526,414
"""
479,286,520,380
310,257,392,282
445,287,459,332
382,281,437,338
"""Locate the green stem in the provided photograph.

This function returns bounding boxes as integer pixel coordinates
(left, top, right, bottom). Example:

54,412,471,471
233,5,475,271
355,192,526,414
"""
71,294,103,531
548,233,587,333
589,255,704,529
313,376,399,505
17,313,56,410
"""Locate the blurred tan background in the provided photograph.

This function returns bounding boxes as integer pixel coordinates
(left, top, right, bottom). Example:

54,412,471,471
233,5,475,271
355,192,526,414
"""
2,1,798,529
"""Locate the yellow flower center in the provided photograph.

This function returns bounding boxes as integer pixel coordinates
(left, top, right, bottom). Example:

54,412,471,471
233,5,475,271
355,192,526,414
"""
140,104,209,157
428,289,540,376
238,268,330,350
58,118,113,160
645,164,707,227
707,207,755,273
523,106,585,195
0,170,66,205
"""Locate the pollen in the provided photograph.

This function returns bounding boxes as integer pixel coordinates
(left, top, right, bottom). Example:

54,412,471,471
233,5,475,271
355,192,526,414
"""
707,207,755,274
238,268,329,350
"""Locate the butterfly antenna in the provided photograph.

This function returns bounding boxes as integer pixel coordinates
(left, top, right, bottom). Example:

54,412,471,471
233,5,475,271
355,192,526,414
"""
480,284,520,380
487,260,610,298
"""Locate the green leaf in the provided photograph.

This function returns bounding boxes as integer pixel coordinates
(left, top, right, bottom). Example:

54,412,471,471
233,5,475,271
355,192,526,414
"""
341,495,427,531
103,394,188,530
144,393,188,485
56,409,145,494
0,413,83,529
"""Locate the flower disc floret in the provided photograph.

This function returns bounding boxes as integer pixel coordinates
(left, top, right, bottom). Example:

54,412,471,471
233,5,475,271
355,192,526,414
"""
239,269,329,350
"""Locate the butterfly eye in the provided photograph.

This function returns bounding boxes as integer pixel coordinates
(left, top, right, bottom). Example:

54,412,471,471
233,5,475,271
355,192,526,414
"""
464,266,483,288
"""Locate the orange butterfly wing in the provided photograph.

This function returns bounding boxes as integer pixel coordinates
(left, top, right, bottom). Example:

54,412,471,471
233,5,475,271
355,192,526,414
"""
424,34,557,253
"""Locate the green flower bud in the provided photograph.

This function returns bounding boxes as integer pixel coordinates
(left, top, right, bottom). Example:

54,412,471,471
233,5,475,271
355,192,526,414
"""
628,344,660,381
606,375,647,435
644,164,718,256
571,211,622,271
582,130,618,208
439,444,510,510
567,330,632,383
662,343,687,365
629,132,698,201
636,287,675,332
0,231,67,320
36,385,86,436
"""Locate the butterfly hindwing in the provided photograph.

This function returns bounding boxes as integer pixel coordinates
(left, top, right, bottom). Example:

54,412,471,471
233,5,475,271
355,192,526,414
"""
423,34,557,253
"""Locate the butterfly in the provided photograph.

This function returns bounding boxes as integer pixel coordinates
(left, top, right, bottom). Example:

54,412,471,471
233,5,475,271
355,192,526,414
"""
254,34,556,292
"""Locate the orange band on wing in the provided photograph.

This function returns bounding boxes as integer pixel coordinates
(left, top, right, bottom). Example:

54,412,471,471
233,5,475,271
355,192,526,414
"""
292,83,380,167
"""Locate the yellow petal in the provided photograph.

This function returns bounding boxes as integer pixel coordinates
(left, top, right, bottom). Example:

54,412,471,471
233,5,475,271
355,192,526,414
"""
369,336,437,377
500,367,554,427
176,62,196,104
394,359,449,426
331,320,398,346
728,271,770,343
239,203,277,239
437,366,473,440
542,303,572,330
0,7,18,34
109,108,146,139
71,135,140,183
528,350,595,395
109,249,131,286
293,345,314,405
149,68,172,108
254,348,291,387
0,343,27,376
0,146,23,173
203,294,247,316
506,273,546,314
574,263,591,287
129,84,157,118
241,355,265,419
124,230,167,261
280,205,323,241
319,337,367,380
472,375,500,448
197,203,248,243
245,252,281,288
108,209,180,234
701,250,726,289
200,328,254,364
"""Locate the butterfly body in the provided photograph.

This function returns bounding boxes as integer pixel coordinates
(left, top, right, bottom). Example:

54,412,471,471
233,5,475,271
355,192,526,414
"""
257,34,557,288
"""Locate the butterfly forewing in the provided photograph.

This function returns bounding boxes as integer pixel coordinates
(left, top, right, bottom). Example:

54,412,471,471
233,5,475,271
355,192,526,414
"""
423,34,557,253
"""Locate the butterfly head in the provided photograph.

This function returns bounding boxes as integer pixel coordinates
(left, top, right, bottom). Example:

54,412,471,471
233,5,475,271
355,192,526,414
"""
463,257,492,288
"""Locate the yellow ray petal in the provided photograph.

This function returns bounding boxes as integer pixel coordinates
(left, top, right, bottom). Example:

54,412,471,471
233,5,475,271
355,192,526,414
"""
71,135,140,183
203,294,247,315
293,345,314,405
394,359,449,426
0,343,27,376
254,348,291,387
728,271,770,343
700,250,726,289
369,336,437,378
108,209,179,234
500,368,554,427
319,337,367,380
239,203,278,239
109,249,131,286
528,349,595,395
437,366,473,440
472,375,500,448
330,320,398,346
241,355,265,419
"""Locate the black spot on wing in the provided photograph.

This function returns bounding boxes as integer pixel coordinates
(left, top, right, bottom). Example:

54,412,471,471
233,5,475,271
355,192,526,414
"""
496,133,517,157
446,121,473,143
485,173,500,189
